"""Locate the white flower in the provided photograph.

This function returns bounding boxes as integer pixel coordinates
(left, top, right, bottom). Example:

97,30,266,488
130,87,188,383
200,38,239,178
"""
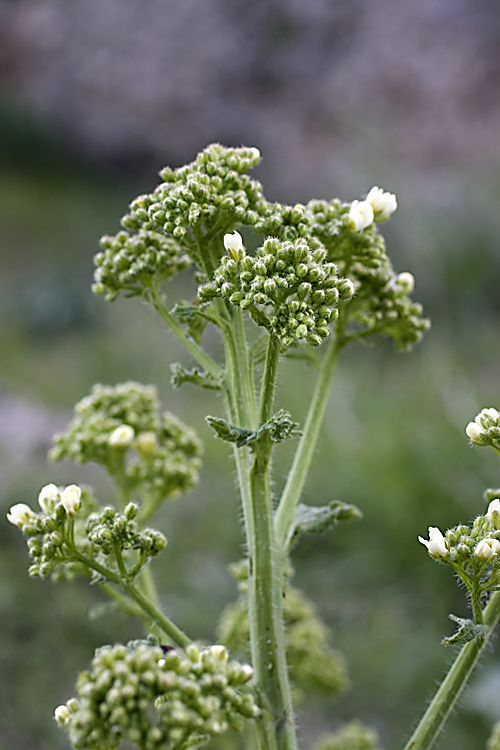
223,231,245,261
418,527,448,558
38,483,60,513
488,499,500,529
475,538,500,561
7,503,35,527
466,422,483,442
396,272,415,294
109,424,135,448
366,186,398,221
348,200,374,232
475,407,499,426
135,431,158,455
54,705,70,725
60,484,81,515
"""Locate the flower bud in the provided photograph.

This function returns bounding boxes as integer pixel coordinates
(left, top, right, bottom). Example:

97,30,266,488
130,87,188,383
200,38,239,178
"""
475,538,500,561
54,705,70,725
109,424,135,448
348,200,374,232
38,483,60,513
466,422,483,443
397,272,415,294
366,186,398,221
418,527,448,558
134,431,158,455
7,503,35,527
60,485,82,515
488,499,500,529
223,231,245,262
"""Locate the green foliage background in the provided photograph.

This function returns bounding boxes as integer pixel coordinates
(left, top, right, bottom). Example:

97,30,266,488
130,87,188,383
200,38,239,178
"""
1,104,500,750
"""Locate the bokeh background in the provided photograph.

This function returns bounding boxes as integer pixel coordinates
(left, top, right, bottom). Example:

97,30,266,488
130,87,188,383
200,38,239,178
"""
1,1,500,749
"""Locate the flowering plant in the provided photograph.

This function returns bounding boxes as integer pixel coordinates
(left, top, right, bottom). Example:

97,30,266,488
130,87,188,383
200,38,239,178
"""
8,144,500,750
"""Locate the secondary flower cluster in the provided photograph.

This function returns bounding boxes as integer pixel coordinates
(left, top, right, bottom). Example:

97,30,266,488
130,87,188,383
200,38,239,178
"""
86,503,166,560
51,382,202,507
55,640,259,750
94,229,190,301
6,483,94,579
419,494,500,591
200,235,354,348
466,408,500,450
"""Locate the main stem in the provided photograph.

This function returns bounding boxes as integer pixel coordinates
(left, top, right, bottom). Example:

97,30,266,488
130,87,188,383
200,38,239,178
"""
403,590,500,750
274,332,343,548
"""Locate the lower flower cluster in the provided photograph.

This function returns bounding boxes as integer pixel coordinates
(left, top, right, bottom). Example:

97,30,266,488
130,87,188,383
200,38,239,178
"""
55,640,259,750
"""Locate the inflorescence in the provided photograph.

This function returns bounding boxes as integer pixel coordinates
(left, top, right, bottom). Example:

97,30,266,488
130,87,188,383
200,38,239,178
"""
54,640,259,750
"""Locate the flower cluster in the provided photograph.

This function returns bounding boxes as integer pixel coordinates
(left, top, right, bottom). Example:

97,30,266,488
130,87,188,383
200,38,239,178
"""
312,721,382,750
466,408,500,449
6,483,96,579
419,494,500,591
217,562,348,701
86,503,166,561
55,640,259,750
200,235,354,349
93,229,190,302
51,382,202,507
116,144,266,273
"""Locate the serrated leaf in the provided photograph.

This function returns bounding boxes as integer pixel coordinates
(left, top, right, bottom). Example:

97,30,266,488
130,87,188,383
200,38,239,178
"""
170,363,221,390
173,302,208,343
287,501,363,547
206,416,255,448
441,614,487,647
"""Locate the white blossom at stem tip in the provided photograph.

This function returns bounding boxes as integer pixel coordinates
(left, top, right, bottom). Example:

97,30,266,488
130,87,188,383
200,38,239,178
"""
60,484,82,515
419,527,448,558
109,424,135,447
466,421,483,443
366,186,398,221
475,538,500,561
7,503,35,527
38,483,60,513
348,200,374,232
223,231,245,261
397,272,415,294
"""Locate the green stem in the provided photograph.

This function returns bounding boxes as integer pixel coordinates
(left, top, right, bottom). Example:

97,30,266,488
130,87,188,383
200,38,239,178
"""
403,590,500,750
149,290,224,383
68,545,192,648
274,332,344,549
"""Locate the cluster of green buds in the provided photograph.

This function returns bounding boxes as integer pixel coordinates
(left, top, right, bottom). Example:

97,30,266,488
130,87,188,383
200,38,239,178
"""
466,407,500,451
419,491,500,620
217,562,348,701
50,382,202,511
54,639,259,750
94,229,190,302
86,503,166,563
6,483,94,579
200,233,355,348
312,721,382,750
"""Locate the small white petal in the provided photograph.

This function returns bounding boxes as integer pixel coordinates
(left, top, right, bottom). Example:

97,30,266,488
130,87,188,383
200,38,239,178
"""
466,422,483,442
7,503,35,527
475,538,500,561
348,200,374,231
396,272,415,294
60,485,81,515
419,527,448,557
38,483,60,513
366,186,398,221
109,424,135,447
54,705,70,724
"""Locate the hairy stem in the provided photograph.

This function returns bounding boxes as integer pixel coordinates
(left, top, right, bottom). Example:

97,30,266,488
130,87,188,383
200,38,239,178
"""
403,590,500,750
274,332,344,548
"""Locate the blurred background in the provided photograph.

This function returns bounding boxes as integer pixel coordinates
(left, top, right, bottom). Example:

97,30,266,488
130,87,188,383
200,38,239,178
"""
1,1,500,749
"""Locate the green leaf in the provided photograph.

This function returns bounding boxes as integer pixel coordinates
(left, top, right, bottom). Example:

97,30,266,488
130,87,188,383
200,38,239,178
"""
173,302,209,343
287,501,363,547
441,614,487,647
206,410,299,449
170,363,221,390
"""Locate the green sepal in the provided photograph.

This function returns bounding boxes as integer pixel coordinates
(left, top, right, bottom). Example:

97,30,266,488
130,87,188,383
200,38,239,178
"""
206,410,299,449
441,614,487,647
287,501,363,547
170,363,222,391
